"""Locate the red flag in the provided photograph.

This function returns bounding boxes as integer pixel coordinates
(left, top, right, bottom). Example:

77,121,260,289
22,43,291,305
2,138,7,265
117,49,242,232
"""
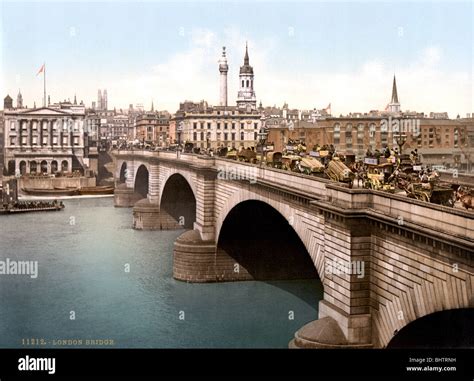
36,63,45,76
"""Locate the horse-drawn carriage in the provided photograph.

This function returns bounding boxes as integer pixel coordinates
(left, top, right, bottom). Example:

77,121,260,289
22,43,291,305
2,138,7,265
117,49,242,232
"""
226,148,238,160
266,151,283,168
281,155,301,171
325,157,355,186
298,157,325,176
237,148,257,163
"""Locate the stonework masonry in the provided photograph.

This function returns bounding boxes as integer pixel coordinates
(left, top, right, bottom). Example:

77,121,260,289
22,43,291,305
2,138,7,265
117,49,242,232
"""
113,150,473,348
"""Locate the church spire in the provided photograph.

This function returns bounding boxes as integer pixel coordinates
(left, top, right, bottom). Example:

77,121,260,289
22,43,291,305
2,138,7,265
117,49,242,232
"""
244,41,249,65
388,74,401,113
391,75,399,104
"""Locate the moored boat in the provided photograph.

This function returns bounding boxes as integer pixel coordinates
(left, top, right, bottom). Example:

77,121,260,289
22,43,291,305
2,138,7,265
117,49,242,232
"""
22,187,79,196
78,186,115,195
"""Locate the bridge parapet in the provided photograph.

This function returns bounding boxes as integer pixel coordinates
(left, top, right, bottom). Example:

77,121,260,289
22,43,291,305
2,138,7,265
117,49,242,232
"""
320,184,474,253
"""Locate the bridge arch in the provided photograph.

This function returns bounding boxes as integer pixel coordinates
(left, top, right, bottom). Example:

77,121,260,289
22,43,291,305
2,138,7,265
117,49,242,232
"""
215,189,325,280
158,168,197,204
134,164,149,198
216,197,323,281
387,308,474,348
160,173,196,229
118,161,127,184
374,276,473,348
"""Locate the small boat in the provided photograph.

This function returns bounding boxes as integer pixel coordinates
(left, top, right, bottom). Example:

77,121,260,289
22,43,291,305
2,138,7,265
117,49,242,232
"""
1,201,65,214
78,186,115,195
22,187,79,196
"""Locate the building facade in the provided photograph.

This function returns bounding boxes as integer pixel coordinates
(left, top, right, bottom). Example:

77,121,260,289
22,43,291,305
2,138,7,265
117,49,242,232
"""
174,101,262,149
3,104,90,176
135,111,170,146
266,116,473,168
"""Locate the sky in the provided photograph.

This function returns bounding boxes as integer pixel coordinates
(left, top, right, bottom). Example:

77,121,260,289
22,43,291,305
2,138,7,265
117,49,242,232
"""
0,0,473,117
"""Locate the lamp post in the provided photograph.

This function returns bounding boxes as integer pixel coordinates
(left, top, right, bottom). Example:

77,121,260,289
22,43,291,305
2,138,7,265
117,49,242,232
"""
395,129,407,154
177,121,183,159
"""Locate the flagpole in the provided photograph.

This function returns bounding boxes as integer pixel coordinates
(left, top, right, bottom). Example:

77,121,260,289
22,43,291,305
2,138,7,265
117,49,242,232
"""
43,62,46,107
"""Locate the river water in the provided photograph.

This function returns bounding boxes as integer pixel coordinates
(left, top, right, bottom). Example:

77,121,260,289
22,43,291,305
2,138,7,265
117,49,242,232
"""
0,197,323,348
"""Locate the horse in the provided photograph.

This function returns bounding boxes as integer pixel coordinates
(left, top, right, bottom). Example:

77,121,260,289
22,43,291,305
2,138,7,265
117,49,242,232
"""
456,188,474,210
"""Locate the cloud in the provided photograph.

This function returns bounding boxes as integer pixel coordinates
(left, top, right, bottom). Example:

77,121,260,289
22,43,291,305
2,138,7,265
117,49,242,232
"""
54,33,470,119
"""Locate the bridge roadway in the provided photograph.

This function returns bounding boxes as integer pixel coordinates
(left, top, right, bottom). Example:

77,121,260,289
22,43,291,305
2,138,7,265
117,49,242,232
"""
113,150,474,348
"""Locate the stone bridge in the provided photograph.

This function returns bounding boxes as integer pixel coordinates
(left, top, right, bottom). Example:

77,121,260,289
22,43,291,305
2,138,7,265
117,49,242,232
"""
113,150,474,349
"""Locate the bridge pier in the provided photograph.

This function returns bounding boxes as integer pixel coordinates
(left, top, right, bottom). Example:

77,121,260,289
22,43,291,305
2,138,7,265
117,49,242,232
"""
132,199,185,230
173,230,218,282
114,184,143,207
291,215,374,348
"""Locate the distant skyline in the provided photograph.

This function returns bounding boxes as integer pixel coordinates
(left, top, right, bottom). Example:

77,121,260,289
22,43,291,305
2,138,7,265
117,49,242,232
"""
1,1,472,117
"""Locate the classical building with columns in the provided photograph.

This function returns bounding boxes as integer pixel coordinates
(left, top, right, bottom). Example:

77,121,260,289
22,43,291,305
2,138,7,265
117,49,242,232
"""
3,104,90,176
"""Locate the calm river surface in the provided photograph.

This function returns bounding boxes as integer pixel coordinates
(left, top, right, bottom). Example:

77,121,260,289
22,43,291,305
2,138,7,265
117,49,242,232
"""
0,197,322,348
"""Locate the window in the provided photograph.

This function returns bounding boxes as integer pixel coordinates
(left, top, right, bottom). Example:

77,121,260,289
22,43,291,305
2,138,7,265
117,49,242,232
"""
200,132,204,141
224,133,228,141
53,137,58,145
232,123,235,129
216,133,221,141
10,137,15,145
254,132,257,140
240,123,244,129
231,133,235,141
345,124,353,149
357,123,364,151
193,132,197,141
381,123,388,146
193,122,197,129
63,136,68,145
207,123,211,129
224,123,228,129
42,137,48,145
32,137,37,145
32,122,37,130
217,123,221,129
10,121,15,130
246,80,249,87
242,80,244,87
254,123,258,129
333,123,340,146
240,132,244,140
369,123,376,146
200,122,204,129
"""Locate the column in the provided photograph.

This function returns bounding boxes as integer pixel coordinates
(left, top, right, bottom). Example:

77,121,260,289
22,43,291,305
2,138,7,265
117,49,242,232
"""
49,120,54,148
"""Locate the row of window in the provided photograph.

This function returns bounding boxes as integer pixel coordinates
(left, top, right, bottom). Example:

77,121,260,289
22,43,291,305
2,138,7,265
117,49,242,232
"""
11,121,83,131
192,122,259,130
9,136,80,146
192,131,258,141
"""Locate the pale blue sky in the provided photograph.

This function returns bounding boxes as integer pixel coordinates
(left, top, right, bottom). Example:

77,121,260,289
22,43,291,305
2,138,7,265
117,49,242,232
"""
1,1,472,116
